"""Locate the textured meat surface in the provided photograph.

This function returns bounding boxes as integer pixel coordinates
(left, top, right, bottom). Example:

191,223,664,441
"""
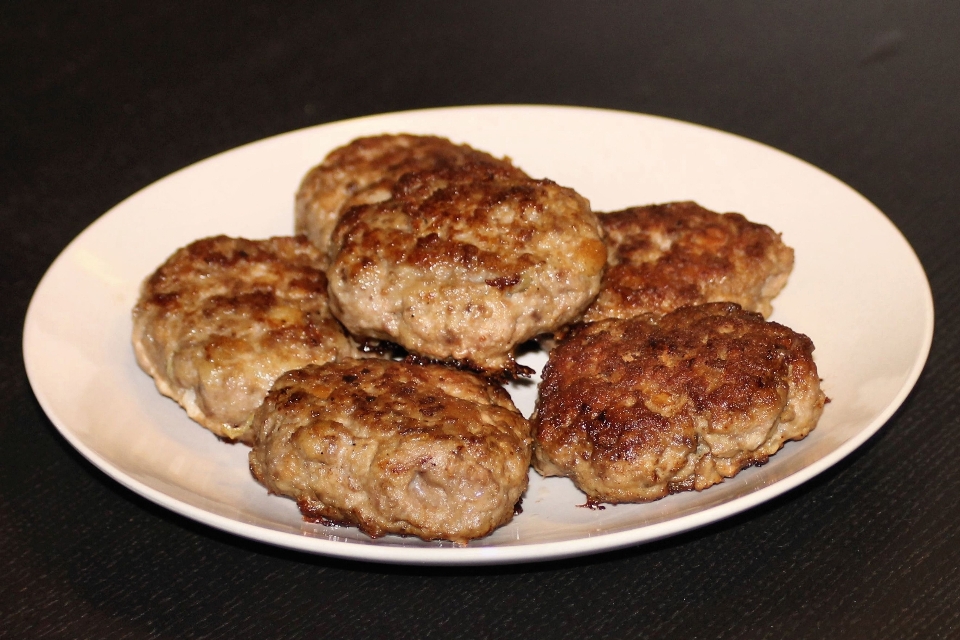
248,359,532,544
327,163,607,375
132,235,361,443
583,201,794,322
532,302,825,503
294,134,525,257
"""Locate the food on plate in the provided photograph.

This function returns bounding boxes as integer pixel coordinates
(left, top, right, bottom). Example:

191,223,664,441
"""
582,201,794,322
248,358,533,543
295,134,526,258
132,235,363,443
326,163,607,376
129,132,826,543
531,302,825,504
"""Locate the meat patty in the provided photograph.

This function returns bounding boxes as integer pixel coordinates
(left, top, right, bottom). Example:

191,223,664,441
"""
326,163,608,376
532,302,825,504
582,201,794,322
248,358,532,544
295,134,525,258
132,235,361,443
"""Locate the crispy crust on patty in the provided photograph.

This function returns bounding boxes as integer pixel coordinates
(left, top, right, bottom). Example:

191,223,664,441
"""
132,235,362,443
532,302,825,503
248,359,532,544
582,201,794,322
326,163,607,376
294,134,526,258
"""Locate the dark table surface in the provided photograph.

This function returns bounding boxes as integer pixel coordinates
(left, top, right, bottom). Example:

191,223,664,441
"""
3,2,959,638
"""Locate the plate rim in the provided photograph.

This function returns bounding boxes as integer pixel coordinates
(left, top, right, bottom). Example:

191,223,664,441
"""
23,103,936,565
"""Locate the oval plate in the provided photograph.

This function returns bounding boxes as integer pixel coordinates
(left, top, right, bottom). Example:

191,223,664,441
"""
23,105,934,565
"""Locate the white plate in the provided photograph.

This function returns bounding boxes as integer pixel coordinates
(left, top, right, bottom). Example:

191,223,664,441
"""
23,105,933,565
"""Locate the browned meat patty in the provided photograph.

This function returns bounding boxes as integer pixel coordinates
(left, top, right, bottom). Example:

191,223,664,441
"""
248,358,532,544
532,302,825,504
294,134,525,258
132,235,362,443
582,201,794,322
326,163,608,376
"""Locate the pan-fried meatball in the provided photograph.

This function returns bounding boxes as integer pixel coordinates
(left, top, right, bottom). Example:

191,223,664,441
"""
248,359,532,544
132,235,361,443
582,201,794,322
532,302,825,504
295,134,525,257
326,163,608,376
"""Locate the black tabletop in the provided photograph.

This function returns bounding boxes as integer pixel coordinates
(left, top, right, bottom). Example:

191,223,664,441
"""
4,2,959,638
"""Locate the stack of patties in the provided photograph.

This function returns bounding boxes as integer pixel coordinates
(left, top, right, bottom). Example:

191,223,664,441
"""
133,133,826,540
531,200,825,504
